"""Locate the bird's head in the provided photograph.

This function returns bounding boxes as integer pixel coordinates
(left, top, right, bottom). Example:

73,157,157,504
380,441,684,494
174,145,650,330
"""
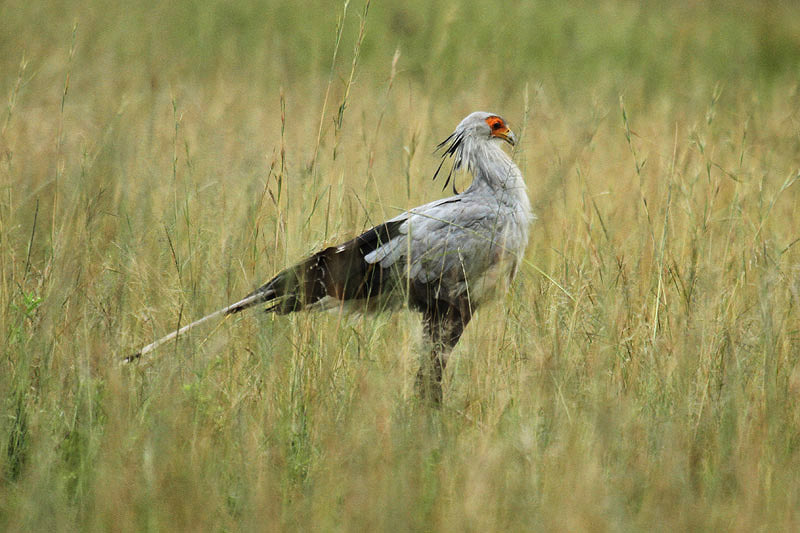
434,111,517,193
456,111,517,146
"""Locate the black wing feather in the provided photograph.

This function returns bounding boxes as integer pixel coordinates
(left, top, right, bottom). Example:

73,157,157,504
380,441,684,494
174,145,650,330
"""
228,219,405,315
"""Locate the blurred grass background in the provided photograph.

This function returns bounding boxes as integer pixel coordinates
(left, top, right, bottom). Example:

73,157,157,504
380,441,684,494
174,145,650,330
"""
2,0,800,530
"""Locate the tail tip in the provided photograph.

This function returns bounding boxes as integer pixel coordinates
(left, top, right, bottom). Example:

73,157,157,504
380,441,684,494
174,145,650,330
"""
122,352,141,364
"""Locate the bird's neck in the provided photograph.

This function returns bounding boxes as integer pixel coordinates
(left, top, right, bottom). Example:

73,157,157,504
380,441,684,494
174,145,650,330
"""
463,140,527,200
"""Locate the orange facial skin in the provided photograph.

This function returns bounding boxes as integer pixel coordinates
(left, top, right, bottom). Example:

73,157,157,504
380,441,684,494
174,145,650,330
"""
485,116,515,145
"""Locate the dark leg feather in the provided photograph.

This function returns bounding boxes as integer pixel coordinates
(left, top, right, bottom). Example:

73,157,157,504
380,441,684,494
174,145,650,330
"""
414,297,472,405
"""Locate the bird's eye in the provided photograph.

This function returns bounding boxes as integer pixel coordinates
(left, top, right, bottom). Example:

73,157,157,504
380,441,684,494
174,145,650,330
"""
492,121,503,130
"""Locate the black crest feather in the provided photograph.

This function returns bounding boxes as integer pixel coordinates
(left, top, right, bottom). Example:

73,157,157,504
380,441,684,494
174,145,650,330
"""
432,131,464,195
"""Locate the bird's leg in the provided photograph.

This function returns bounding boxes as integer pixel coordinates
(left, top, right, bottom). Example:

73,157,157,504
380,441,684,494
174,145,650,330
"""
415,300,471,405
415,345,449,405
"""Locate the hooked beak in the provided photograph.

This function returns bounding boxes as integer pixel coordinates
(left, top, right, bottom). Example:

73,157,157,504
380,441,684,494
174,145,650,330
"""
494,128,517,146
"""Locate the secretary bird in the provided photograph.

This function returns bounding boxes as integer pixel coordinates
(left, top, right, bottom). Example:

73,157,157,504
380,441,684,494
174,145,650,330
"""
127,111,534,403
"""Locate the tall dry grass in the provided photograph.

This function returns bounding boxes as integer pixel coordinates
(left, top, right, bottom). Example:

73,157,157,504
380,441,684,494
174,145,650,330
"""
2,0,800,530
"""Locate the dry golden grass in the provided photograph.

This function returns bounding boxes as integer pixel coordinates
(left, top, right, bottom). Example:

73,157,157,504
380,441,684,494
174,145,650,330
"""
2,0,800,530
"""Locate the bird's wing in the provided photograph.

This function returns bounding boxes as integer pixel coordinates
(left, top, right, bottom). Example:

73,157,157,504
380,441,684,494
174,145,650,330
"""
365,196,509,297
232,195,511,314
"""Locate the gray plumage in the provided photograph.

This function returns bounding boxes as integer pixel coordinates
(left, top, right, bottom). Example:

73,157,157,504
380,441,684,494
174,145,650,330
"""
127,111,534,403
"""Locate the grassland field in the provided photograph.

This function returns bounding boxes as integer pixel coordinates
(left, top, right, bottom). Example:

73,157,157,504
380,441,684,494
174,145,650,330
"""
2,0,800,530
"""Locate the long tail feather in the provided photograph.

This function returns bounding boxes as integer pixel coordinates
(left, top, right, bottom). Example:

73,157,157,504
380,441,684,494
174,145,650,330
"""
123,290,272,363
